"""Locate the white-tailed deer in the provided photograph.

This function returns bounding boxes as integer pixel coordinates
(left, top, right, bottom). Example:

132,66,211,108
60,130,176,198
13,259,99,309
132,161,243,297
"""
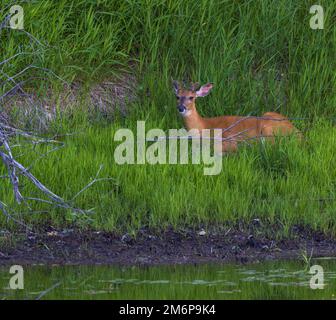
173,80,301,152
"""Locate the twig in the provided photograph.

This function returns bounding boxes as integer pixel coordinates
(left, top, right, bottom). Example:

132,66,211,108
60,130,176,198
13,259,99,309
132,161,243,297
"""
71,165,117,201
35,282,61,300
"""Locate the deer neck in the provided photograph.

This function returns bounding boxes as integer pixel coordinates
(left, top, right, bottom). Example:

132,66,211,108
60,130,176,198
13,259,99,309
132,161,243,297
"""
182,105,205,131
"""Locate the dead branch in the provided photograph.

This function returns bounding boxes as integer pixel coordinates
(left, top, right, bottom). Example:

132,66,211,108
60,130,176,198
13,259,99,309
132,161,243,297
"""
0,15,111,228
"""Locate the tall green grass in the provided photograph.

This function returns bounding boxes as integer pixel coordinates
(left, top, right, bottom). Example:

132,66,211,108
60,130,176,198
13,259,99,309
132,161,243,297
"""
1,0,335,116
1,1,336,234
1,113,335,235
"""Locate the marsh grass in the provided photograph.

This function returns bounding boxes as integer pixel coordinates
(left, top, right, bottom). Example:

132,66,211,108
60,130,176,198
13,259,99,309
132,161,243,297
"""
1,113,335,235
1,1,336,234
1,1,335,116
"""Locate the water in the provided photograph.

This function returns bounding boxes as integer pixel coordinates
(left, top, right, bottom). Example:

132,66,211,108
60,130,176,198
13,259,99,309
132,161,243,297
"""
1,258,336,299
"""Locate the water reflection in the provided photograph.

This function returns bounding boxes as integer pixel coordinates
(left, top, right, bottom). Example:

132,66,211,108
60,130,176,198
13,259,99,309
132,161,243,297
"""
0,259,335,299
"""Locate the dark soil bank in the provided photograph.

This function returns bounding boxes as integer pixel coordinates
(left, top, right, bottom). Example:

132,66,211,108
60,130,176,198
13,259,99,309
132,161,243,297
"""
1,224,336,266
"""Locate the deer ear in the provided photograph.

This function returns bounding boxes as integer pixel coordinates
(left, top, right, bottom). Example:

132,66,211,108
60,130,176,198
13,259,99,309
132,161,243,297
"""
196,83,213,97
172,80,179,95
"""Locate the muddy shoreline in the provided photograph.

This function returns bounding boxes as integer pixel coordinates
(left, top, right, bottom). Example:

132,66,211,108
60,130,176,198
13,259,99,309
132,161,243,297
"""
1,225,336,266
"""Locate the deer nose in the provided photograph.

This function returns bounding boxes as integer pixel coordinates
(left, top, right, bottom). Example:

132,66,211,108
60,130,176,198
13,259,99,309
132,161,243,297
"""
178,105,185,113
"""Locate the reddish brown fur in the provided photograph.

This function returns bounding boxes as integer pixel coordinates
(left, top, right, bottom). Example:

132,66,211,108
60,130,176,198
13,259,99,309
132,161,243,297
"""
175,84,301,152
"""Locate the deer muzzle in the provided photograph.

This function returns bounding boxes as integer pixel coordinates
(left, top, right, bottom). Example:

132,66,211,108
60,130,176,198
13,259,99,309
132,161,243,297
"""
177,105,186,113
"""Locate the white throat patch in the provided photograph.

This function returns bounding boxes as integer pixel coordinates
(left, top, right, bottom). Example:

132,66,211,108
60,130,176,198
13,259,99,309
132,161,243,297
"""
180,109,192,117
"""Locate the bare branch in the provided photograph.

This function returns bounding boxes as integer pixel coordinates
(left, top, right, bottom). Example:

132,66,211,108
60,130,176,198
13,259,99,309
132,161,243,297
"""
0,16,111,229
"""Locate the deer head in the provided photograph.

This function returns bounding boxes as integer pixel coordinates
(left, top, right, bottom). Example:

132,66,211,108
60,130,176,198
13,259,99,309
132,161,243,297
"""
172,80,213,117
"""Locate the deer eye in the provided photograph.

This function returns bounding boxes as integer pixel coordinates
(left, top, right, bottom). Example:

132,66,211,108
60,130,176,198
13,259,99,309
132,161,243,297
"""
176,96,180,100
189,96,194,100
